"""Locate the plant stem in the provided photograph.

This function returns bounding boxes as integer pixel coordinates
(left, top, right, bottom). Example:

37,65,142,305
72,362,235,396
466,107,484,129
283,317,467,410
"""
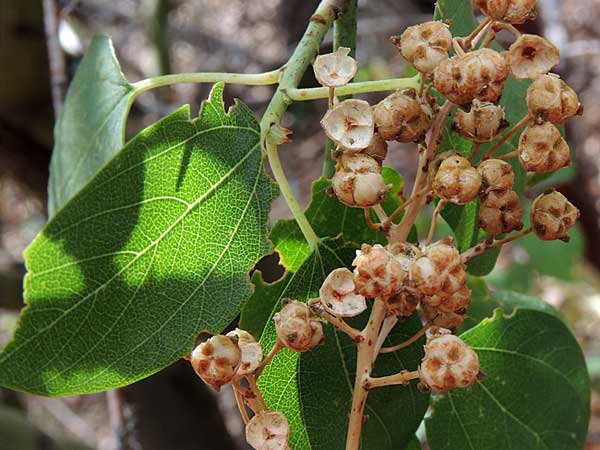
461,227,533,262
309,298,363,342
232,383,250,424
463,16,492,49
482,115,530,160
365,370,420,389
373,315,399,356
379,323,432,354
255,341,284,379
287,75,421,101
499,150,518,160
426,199,447,245
346,298,386,450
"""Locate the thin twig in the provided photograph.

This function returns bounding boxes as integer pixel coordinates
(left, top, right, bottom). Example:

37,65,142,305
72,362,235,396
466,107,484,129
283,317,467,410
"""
255,341,284,379
468,143,481,162
232,384,250,424
364,208,381,231
425,199,447,246
482,115,530,160
463,16,493,49
499,150,518,160
372,204,388,223
308,298,363,342
380,323,432,354
365,370,420,389
373,315,399,356
494,21,522,38
42,0,68,117
461,227,533,262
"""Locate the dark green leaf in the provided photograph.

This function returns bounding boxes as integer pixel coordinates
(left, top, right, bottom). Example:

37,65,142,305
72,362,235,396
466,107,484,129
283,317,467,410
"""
0,84,277,396
405,436,423,450
427,309,590,450
48,35,136,216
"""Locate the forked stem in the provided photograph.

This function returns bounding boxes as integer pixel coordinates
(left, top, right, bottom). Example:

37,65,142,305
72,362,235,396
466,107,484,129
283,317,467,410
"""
482,115,530,160
461,227,533,262
255,341,284,379
426,199,447,245
380,323,432,354
309,298,363,342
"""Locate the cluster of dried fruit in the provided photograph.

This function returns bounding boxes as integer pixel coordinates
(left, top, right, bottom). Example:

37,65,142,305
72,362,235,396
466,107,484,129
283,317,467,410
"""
188,1,582,448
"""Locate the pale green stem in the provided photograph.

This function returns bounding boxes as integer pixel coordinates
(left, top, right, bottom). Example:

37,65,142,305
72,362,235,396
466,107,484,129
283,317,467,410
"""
286,75,421,101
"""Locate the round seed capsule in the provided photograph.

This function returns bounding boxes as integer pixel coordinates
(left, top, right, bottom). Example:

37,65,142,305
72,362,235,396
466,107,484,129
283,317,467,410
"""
394,21,452,74
226,329,262,376
474,0,537,24
453,100,507,143
433,155,482,205
526,74,582,124
319,268,366,317
321,99,374,151
190,335,241,391
274,300,324,352
246,411,290,450
373,90,433,143
353,244,405,298
332,154,389,207
410,240,467,297
531,191,579,241
479,190,524,236
507,34,559,80
518,122,570,173
313,47,358,88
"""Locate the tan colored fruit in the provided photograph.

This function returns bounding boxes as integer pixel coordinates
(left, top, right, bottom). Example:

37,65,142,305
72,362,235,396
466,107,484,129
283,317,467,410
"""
246,411,290,450
362,132,388,164
508,34,559,80
353,244,405,298
531,191,579,241
226,329,262,376
433,155,482,205
373,90,433,142
526,74,582,124
419,334,480,393
410,240,466,297
319,268,366,317
474,0,537,24
273,300,324,352
422,303,466,332
478,159,515,201
313,47,358,87
433,48,509,105
479,190,524,235
190,335,241,391
332,154,389,207
394,21,452,73
422,285,471,314
518,122,570,173
321,99,374,150
385,290,421,317
453,100,507,143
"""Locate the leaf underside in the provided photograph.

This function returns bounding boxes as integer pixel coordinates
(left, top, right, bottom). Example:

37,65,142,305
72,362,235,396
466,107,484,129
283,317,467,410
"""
0,83,277,396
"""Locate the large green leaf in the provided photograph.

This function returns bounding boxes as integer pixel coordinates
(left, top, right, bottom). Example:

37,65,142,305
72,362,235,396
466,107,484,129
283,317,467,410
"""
0,83,277,396
426,308,590,450
48,35,135,216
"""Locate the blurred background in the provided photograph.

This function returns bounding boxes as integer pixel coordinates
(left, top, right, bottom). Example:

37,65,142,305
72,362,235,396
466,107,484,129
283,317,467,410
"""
1,0,599,449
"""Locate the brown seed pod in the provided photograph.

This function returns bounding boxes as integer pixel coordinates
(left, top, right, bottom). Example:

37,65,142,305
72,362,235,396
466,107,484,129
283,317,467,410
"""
422,285,471,313
419,334,480,393
246,411,290,450
385,290,421,317
508,34,559,80
332,155,389,207
410,240,467,297
353,243,405,298
474,0,537,24
273,300,324,352
319,268,367,317
518,122,570,173
321,99,374,151
478,158,515,201
313,47,358,88
190,335,241,391
433,155,482,205
394,21,452,73
531,190,579,241
453,100,507,143
361,131,388,164
479,190,524,236
433,48,509,105
226,329,262,376
422,303,466,332
373,90,433,142
526,74,582,124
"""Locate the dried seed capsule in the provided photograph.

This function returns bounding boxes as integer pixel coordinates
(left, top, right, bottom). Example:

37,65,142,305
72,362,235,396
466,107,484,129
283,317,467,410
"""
332,155,389,207
362,132,388,164
507,34,559,80
411,240,467,297
190,335,241,391
246,411,290,450
393,21,452,73
453,100,507,143
422,303,466,332
433,155,482,204
319,268,367,317
419,334,480,393
526,74,582,124
385,290,421,317
531,191,579,241
321,99,374,151
373,90,433,142
226,329,262,376
422,285,471,313
313,47,358,87
479,190,524,235
353,244,405,298
433,48,509,105
274,300,324,352
518,122,570,173
478,159,515,199
474,0,537,24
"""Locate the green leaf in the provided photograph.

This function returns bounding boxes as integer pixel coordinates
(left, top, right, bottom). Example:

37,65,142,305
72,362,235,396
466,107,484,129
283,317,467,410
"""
405,436,423,450
0,83,277,396
48,35,136,216
426,309,590,450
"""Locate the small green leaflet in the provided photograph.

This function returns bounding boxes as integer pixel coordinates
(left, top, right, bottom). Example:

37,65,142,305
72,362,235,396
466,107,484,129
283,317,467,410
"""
0,83,278,396
426,308,590,450
48,35,136,216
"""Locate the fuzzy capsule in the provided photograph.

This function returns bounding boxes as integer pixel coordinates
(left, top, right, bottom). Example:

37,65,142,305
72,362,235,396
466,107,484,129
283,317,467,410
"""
362,132,388,164
422,285,471,314
479,190,524,235
385,290,421,317
508,34,559,80
190,335,241,391
531,191,579,241
353,244,405,298
433,155,482,205
478,158,515,201
518,122,570,173
526,74,582,124
313,47,358,88
394,21,452,73
474,0,537,24
373,90,433,143
419,334,480,393
332,154,389,207
273,300,324,352
433,48,509,105
321,99,374,151
225,329,262,376
410,240,467,297
422,303,466,332
246,411,290,450
453,100,507,143
319,268,367,317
